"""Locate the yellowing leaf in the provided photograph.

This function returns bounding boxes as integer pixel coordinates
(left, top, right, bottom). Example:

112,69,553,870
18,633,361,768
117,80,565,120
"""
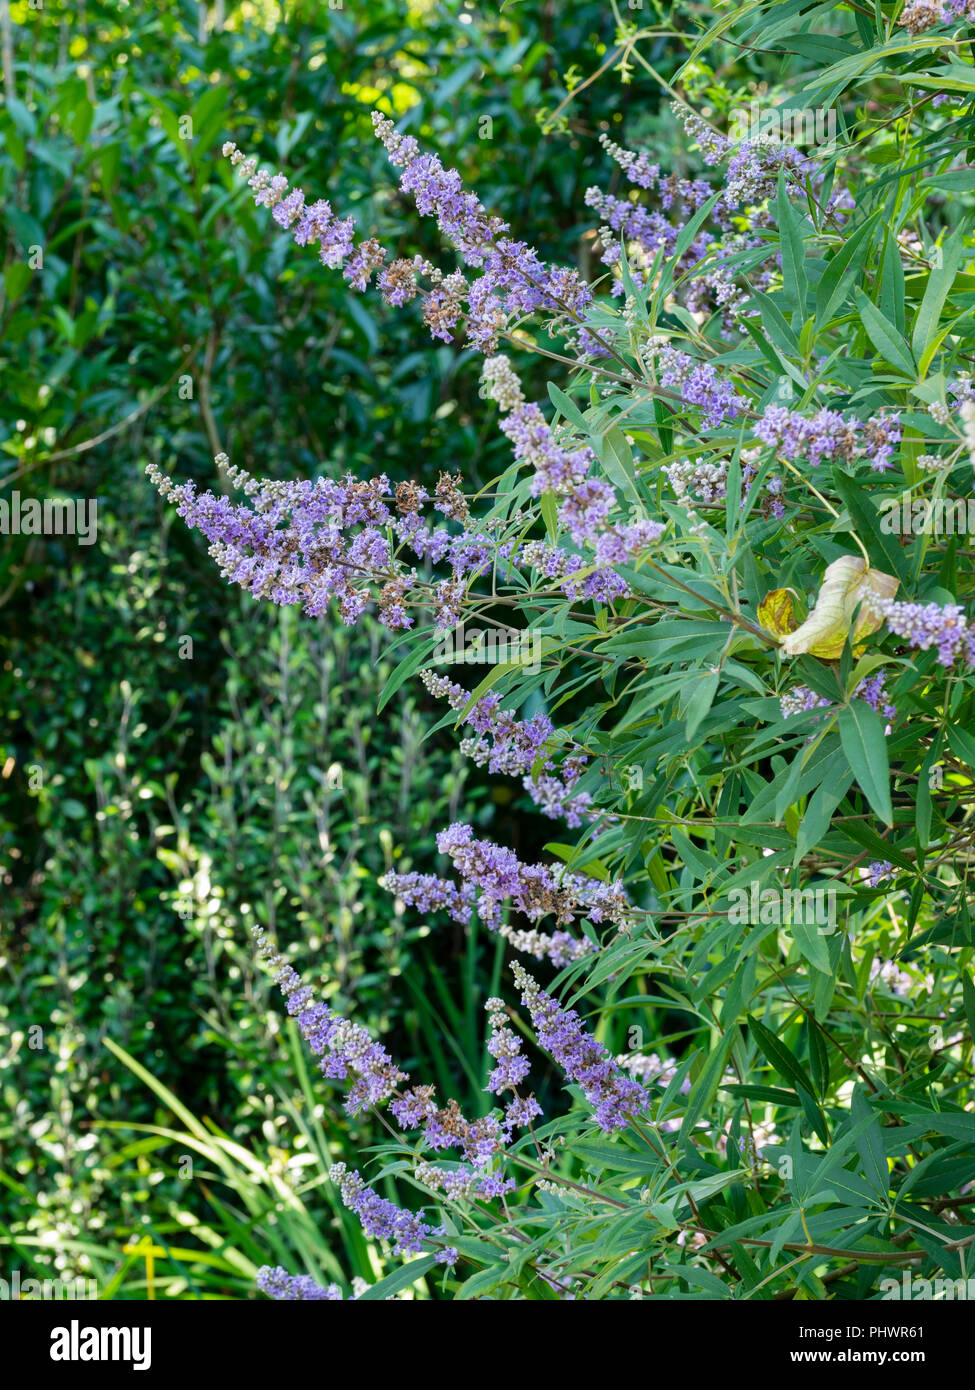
757,588,799,639
779,555,898,660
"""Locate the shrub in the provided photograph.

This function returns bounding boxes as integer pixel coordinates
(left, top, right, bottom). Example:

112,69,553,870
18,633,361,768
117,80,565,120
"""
1,0,630,1291
149,12,975,1300
18,0,975,1302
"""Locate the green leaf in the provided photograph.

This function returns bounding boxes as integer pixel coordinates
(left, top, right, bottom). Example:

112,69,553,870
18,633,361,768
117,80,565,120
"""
683,669,721,741
880,229,907,335
747,1016,818,1102
962,974,975,1042
791,911,835,975
794,773,852,866
575,1140,657,1176
853,287,916,377
831,467,911,583
547,381,588,430
743,287,801,355
356,1255,436,1300
947,723,975,771
916,750,935,853
4,263,31,302
776,171,808,320
807,1021,830,1098
838,700,893,826
922,169,975,192
679,1029,736,1146
376,635,436,713
720,1084,804,1105
655,191,721,305
850,1087,890,1200
597,425,642,508
815,213,881,328
540,491,558,542
912,227,965,360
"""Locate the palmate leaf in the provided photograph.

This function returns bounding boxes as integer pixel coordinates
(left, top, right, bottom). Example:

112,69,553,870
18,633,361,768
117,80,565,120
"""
784,32,963,106
880,228,907,334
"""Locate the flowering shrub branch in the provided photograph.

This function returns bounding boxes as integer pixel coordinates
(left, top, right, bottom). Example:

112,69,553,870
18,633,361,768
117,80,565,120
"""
148,18,975,1300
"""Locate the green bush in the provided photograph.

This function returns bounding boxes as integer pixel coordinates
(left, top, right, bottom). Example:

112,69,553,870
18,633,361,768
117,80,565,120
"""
140,4,975,1301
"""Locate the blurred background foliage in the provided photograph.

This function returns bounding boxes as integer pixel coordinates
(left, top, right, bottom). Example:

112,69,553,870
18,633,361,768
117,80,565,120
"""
0,0,692,1295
